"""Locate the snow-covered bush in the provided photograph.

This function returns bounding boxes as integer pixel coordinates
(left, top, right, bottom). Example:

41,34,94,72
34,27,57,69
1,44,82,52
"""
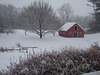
16,43,21,48
0,47,5,52
0,44,100,75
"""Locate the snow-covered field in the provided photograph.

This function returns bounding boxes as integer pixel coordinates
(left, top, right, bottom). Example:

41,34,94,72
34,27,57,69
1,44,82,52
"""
82,71,100,75
0,29,100,71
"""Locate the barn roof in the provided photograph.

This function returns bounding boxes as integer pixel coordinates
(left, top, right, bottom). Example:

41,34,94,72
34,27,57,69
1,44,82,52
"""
59,22,83,31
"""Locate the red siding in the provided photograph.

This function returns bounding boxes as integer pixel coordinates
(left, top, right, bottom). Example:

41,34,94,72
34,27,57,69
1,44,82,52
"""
59,24,84,38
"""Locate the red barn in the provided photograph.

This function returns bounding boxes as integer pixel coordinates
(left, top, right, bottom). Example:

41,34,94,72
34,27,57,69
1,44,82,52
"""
59,22,84,38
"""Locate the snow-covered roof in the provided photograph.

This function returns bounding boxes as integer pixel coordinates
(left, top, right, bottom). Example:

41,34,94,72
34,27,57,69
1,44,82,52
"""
59,22,82,31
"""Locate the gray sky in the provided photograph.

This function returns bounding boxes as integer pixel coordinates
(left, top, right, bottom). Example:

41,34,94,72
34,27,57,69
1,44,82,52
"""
0,0,92,16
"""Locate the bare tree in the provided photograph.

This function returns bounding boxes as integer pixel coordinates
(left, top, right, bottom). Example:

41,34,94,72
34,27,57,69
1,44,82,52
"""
20,0,60,38
73,15,94,28
0,4,19,32
47,16,61,36
0,14,4,32
58,3,74,24
0,4,7,32
20,7,30,35
88,0,100,30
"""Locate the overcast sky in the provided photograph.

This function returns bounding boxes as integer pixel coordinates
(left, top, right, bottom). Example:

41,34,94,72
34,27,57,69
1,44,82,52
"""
0,0,92,16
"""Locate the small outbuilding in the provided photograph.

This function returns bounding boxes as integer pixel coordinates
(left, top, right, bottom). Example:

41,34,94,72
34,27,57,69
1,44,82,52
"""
59,22,84,38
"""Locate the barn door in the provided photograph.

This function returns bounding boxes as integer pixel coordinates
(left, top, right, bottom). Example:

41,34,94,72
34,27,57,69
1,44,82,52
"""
73,32,78,37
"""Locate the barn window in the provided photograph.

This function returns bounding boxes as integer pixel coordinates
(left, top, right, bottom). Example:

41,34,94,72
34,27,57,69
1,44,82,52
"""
80,32,82,35
63,32,65,36
74,26,78,30
60,31,62,34
69,32,71,35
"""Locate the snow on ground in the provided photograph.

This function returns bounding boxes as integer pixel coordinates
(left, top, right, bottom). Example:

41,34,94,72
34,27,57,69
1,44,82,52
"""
82,71,100,75
0,29,100,70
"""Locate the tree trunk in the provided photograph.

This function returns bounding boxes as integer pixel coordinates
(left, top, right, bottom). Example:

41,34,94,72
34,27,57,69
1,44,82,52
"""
40,23,42,39
25,30,27,35
53,33,55,36
40,33,42,39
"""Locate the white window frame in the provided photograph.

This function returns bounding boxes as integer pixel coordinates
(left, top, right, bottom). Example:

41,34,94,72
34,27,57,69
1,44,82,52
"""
69,32,72,35
80,32,82,35
63,32,65,36
74,26,78,30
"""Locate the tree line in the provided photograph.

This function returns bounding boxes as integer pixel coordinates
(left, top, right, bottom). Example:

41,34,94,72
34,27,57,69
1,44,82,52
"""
0,4,20,31
88,0,100,31
0,0,98,38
